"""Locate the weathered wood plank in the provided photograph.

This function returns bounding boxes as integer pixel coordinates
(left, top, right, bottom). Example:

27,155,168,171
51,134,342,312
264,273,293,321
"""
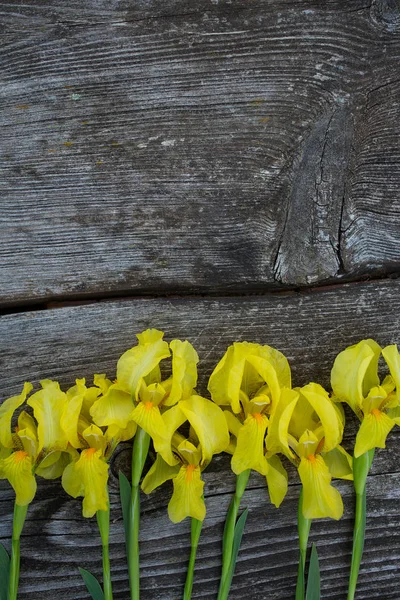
1,1,400,304
1,279,400,598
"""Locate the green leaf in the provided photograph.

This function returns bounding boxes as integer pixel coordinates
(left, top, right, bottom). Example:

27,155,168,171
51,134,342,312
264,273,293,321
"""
79,567,105,600
225,508,249,594
0,543,10,600
305,544,320,600
119,471,132,545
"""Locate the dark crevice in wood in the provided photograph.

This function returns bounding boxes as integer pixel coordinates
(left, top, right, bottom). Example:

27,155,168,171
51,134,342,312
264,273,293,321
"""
1,270,400,317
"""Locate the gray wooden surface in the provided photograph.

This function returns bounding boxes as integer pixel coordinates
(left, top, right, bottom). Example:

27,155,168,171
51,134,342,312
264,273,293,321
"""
1,280,400,599
1,0,400,598
1,0,400,305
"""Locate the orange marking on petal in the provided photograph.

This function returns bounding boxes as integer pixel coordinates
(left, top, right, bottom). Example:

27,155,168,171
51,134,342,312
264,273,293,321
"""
371,409,381,419
14,451,28,463
85,447,97,457
253,412,263,423
145,402,153,411
185,464,196,482
307,454,316,463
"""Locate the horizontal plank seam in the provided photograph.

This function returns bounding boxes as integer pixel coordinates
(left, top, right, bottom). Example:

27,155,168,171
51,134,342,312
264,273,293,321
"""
1,271,400,317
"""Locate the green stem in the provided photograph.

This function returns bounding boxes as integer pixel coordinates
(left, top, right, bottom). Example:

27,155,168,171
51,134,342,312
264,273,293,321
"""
347,449,374,600
96,489,113,600
217,469,251,600
8,502,28,600
128,427,151,600
183,518,203,600
296,488,312,600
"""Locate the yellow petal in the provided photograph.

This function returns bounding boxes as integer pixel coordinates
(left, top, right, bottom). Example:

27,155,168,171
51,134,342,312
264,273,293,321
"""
167,465,205,523
208,342,261,413
382,345,400,401
61,380,86,448
62,448,109,518
90,384,135,430
266,388,298,457
27,380,68,453
246,354,281,406
179,395,230,465
116,329,170,398
17,411,38,457
231,412,269,475
93,374,113,395
106,421,137,443
331,340,381,414
300,383,343,452
166,340,199,406
82,425,108,453
153,404,186,466
354,410,395,457
265,455,288,508
224,410,242,439
298,454,343,520
0,383,33,448
177,440,202,466
130,401,168,449
257,345,292,389
36,448,77,480
0,451,36,505
141,453,180,494
322,446,353,481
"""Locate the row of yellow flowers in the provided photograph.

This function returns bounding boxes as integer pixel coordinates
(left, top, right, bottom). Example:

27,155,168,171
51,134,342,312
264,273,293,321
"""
0,331,399,600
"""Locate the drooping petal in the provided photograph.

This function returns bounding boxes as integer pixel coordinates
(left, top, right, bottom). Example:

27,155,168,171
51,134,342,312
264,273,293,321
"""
90,384,135,430
265,454,288,508
0,383,33,448
116,329,170,398
266,388,298,457
0,451,36,505
231,412,269,475
27,380,68,453
167,464,205,523
166,340,199,406
61,379,86,449
331,340,381,415
179,395,230,465
141,454,180,494
62,448,109,518
301,383,343,452
322,446,353,481
153,404,186,466
298,454,343,520
354,410,395,457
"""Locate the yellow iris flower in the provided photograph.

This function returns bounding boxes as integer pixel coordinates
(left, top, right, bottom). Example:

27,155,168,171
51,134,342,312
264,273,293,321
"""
62,425,109,518
209,341,295,508
331,340,400,457
0,381,80,505
108,329,211,466
142,417,228,523
276,383,352,520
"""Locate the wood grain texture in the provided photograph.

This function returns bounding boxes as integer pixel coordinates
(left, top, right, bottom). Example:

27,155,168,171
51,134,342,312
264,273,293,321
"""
1,0,400,305
1,278,400,598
